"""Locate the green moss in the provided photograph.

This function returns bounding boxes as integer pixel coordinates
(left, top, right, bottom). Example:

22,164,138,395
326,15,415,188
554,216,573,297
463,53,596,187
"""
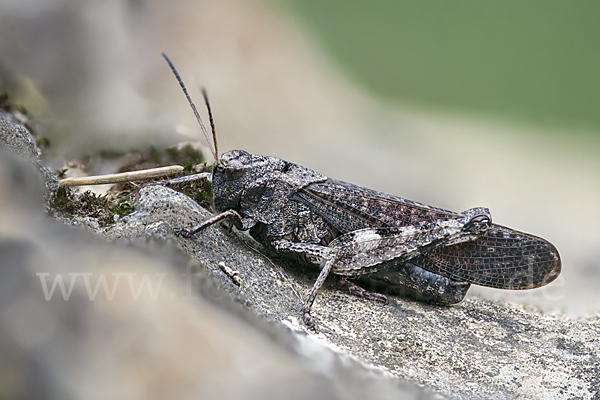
110,143,212,208
51,143,212,225
49,186,78,216
171,173,214,210
49,186,134,227
116,143,204,173
0,92,29,116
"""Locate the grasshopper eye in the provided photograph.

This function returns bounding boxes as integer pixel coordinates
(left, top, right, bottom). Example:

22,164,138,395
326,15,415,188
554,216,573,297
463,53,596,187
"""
224,159,244,181
470,215,490,225
466,214,491,235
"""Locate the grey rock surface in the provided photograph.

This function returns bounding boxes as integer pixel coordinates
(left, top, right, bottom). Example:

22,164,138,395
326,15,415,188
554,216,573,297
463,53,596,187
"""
0,106,436,400
0,110,58,207
105,184,600,400
1,106,599,399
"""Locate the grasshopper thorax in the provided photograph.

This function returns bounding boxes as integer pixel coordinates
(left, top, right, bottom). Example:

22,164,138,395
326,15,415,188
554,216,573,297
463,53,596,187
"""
212,150,327,223
212,150,253,212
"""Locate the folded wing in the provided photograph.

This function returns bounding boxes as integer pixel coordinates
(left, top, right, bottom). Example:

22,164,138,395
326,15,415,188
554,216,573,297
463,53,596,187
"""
297,179,561,289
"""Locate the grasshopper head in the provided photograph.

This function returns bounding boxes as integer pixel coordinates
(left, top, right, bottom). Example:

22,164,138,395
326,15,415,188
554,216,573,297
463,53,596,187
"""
212,150,253,211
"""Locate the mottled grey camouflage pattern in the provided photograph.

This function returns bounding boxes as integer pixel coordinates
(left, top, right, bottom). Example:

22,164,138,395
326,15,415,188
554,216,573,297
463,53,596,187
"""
174,149,561,327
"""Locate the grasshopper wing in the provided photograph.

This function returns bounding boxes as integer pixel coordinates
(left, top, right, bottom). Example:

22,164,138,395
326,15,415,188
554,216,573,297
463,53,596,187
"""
297,179,561,289
328,215,479,276
412,224,562,289
295,179,459,232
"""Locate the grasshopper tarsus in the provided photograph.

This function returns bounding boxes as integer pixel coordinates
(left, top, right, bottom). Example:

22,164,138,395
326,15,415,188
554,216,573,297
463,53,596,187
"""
302,309,316,331
184,209,249,236
340,278,389,305
303,315,315,330
173,227,192,238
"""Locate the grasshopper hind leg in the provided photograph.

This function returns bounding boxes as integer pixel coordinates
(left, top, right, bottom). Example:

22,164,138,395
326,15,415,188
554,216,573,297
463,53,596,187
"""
301,250,336,330
273,239,338,329
360,261,471,306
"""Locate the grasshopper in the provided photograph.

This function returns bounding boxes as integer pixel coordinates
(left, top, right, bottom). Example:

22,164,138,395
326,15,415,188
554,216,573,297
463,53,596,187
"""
161,54,561,329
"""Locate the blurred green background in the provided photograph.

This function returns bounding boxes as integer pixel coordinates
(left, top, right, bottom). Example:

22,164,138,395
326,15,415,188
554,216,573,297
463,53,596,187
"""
283,0,600,133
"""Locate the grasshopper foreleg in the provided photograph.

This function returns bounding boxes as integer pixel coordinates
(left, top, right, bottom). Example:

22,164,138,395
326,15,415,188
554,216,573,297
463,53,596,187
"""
175,209,256,237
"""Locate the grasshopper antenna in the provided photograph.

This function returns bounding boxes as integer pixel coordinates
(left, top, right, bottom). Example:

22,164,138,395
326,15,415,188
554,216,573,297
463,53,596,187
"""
161,52,219,164
201,88,219,163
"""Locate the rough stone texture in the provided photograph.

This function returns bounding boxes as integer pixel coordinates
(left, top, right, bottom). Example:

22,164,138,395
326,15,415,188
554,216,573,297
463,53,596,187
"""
0,107,436,400
0,110,58,207
104,185,600,400
2,105,599,400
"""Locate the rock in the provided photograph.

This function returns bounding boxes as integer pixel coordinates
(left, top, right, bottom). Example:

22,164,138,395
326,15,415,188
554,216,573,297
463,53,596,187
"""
1,107,599,399
105,184,600,400
0,110,58,208
0,106,435,400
